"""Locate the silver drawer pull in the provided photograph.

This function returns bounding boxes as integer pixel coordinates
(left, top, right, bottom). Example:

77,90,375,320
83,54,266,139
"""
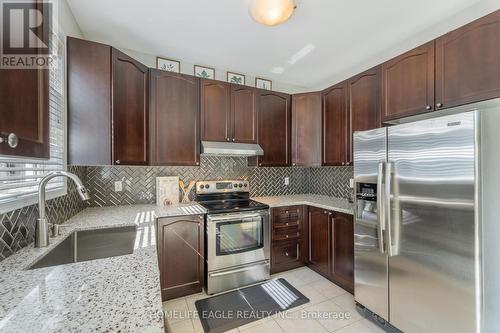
285,252,289,256
0,133,18,148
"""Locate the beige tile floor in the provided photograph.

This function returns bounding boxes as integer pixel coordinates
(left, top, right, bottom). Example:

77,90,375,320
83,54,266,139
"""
163,267,386,333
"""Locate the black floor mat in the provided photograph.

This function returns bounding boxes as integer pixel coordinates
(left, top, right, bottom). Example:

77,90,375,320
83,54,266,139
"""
195,278,309,333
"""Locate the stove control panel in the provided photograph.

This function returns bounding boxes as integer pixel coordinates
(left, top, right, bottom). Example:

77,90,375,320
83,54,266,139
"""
196,180,249,194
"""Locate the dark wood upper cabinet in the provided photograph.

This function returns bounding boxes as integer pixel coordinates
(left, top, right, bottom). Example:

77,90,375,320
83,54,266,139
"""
200,80,231,142
0,67,49,159
0,1,49,159
308,207,331,276
331,212,354,293
156,215,205,301
68,37,149,166
68,37,112,165
150,70,200,166
322,83,348,166
347,67,381,163
231,85,257,143
250,90,291,167
381,41,435,121
291,92,322,167
436,10,500,109
111,49,148,165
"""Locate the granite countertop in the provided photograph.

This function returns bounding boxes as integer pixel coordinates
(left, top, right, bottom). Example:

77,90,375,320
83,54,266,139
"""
252,194,353,215
0,203,205,333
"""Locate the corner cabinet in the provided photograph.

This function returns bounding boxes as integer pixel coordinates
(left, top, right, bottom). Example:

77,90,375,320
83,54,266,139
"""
68,37,149,165
435,10,500,109
156,215,205,301
111,49,149,165
249,90,291,167
291,92,322,167
322,82,349,166
150,70,200,166
381,41,435,122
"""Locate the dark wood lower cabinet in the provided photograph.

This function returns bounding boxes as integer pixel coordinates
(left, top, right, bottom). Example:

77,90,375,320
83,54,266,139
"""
307,207,354,294
156,215,205,301
271,206,307,274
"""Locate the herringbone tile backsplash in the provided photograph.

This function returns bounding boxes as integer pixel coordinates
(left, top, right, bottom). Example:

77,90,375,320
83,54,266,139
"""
0,166,88,261
0,156,352,261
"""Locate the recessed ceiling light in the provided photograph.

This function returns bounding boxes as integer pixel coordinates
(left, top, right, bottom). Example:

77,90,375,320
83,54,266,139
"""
249,0,296,27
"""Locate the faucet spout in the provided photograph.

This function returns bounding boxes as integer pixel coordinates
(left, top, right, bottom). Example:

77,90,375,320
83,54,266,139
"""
36,171,90,248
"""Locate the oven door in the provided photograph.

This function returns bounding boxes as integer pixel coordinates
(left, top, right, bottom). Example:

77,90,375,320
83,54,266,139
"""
207,210,270,272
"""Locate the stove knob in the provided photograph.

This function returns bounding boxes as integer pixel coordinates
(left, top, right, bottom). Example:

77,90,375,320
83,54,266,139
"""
205,184,210,189
234,183,238,188
244,183,248,187
200,185,205,189
239,184,243,188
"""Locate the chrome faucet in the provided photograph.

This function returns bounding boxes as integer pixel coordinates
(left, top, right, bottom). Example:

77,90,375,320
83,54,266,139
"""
36,171,90,248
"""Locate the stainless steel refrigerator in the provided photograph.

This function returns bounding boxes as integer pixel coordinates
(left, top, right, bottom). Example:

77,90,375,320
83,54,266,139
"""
353,99,500,333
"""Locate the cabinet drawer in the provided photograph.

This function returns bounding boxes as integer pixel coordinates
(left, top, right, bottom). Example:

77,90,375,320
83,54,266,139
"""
273,206,302,222
273,226,300,242
273,219,300,229
273,242,300,266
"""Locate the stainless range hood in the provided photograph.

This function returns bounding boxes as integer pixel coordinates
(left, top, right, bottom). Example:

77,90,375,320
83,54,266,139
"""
201,141,264,156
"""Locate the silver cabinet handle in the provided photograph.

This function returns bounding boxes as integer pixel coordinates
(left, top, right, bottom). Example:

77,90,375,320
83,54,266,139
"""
0,133,18,148
232,138,235,142
377,162,386,254
115,160,121,164
425,105,432,110
285,252,289,256
436,103,443,108
226,138,230,142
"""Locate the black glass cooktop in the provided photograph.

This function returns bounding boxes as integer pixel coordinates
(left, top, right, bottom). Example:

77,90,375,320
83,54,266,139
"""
197,199,269,214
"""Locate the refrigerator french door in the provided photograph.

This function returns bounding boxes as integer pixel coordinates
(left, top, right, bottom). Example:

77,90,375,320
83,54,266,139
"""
354,112,477,333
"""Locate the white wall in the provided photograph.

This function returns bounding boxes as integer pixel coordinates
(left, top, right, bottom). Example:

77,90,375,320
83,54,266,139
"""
119,47,306,94
58,0,83,38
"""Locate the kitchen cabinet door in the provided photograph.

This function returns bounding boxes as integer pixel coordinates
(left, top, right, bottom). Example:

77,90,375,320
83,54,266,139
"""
381,41,435,121
331,212,354,293
231,85,257,143
68,37,112,165
250,90,291,167
0,1,49,158
111,49,149,165
322,83,348,166
201,80,231,142
156,215,205,301
292,92,322,167
348,67,381,164
150,70,200,166
308,207,331,276
436,10,500,109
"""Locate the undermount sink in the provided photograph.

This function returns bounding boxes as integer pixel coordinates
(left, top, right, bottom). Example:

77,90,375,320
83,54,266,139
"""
28,226,137,270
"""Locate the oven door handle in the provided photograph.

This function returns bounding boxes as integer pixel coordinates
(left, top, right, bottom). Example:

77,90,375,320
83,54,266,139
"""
208,261,270,277
208,214,264,223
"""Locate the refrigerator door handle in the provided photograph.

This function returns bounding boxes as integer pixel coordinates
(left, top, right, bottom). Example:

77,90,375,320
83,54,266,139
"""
385,162,394,256
376,161,386,253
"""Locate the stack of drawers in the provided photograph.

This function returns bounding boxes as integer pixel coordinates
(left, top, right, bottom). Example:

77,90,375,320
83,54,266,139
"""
270,206,306,274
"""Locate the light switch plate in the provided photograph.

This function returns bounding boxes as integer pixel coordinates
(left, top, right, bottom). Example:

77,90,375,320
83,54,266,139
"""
284,177,290,186
114,181,123,192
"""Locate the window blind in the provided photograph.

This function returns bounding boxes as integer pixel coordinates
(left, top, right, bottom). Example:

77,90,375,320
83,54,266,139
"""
0,33,66,213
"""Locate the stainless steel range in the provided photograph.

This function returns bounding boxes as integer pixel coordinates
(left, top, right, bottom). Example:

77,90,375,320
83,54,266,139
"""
195,180,270,295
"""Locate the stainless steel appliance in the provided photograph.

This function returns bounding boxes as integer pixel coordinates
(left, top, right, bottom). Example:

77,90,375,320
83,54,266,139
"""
353,99,500,333
196,180,270,294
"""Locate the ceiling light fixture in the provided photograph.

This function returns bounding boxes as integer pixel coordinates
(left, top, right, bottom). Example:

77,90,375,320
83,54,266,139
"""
249,0,296,27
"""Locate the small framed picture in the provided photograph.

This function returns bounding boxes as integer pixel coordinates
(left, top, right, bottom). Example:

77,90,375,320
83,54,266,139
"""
194,65,215,79
156,57,180,73
227,71,245,85
256,77,272,90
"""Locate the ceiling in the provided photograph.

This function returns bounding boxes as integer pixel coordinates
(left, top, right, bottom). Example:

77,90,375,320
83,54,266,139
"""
66,0,500,90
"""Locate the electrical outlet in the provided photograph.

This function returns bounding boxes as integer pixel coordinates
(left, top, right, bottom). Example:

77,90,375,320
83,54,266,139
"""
114,181,123,192
349,178,354,188
284,177,290,186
